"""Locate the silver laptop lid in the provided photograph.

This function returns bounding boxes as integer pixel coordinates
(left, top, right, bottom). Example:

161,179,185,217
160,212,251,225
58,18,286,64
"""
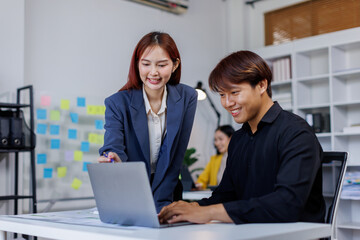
87,162,160,228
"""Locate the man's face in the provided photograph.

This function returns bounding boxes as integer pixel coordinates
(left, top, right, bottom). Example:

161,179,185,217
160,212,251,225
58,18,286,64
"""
218,81,264,125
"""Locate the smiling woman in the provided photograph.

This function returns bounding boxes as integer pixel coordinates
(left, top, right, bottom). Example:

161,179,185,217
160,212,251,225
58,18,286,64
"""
98,32,197,213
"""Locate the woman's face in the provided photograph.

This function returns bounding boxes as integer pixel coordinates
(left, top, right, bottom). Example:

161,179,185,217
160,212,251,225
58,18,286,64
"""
214,130,231,154
138,45,178,93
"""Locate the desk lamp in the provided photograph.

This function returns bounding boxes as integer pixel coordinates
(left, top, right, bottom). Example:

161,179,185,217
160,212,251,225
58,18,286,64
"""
195,81,221,127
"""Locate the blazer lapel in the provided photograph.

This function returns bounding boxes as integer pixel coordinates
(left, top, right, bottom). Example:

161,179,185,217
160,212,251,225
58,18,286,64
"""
129,89,150,170
152,85,183,191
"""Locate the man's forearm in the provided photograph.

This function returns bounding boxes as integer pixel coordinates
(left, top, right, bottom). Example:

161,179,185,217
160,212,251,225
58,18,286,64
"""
206,204,233,223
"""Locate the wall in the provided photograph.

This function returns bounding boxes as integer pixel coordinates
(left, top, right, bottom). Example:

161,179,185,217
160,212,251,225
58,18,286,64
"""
1,0,231,212
0,0,25,215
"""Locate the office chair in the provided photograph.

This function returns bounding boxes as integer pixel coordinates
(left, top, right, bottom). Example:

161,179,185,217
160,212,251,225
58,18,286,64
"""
322,151,348,240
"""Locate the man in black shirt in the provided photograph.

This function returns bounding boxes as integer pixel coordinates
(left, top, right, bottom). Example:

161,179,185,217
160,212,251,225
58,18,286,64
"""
159,51,325,224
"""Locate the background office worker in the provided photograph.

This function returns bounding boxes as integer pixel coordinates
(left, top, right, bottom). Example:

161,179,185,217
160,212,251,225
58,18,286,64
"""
159,50,325,224
195,125,234,190
98,32,197,212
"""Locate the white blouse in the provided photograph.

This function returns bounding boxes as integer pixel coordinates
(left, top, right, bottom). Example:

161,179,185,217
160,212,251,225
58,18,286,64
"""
142,85,167,174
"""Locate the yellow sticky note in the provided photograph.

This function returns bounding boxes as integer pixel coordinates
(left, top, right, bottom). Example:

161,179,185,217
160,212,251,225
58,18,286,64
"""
50,110,60,121
87,105,95,115
96,134,104,145
60,99,70,110
74,150,83,161
71,178,82,190
57,167,67,178
100,106,106,115
87,105,105,115
88,133,98,143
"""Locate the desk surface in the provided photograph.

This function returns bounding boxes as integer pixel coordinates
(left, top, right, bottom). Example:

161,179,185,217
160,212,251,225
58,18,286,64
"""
0,210,331,240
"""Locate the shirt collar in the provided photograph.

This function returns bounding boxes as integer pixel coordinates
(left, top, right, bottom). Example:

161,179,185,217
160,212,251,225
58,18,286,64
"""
242,101,282,133
142,84,167,114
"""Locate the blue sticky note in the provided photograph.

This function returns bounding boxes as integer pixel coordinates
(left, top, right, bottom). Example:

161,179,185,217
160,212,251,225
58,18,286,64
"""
77,97,86,107
37,154,47,164
37,123,47,134
83,162,91,172
68,129,77,139
50,139,60,149
49,125,60,135
43,168,53,178
95,120,104,130
81,141,90,152
70,112,79,123
36,109,47,120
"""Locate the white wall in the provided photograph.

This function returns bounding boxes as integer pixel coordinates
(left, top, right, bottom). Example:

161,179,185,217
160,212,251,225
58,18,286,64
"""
1,0,231,212
0,0,25,215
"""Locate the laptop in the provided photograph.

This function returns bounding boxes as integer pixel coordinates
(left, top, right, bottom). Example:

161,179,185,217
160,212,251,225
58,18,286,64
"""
87,162,191,228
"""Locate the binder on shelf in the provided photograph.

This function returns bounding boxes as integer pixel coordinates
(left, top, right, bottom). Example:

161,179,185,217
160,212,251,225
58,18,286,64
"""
0,117,10,147
10,117,24,148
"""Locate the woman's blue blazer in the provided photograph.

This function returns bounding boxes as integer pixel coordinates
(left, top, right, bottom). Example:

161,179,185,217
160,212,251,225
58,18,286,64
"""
99,83,197,212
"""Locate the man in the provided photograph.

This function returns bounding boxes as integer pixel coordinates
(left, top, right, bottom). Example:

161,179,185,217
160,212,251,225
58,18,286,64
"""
158,50,325,224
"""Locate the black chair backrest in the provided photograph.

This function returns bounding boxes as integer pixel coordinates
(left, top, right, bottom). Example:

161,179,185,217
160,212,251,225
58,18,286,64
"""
322,151,348,224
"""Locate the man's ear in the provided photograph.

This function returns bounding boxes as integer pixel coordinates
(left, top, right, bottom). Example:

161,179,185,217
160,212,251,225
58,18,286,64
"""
172,58,180,73
258,79,268,95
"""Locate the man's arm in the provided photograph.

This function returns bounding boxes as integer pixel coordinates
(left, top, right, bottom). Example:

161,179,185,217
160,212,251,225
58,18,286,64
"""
158,201,233,224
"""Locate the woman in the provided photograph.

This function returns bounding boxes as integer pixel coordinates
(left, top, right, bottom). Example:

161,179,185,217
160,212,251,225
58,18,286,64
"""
98,32,197,212
196,125,234,190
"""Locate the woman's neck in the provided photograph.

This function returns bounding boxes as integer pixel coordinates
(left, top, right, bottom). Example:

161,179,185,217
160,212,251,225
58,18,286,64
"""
144,86,164,114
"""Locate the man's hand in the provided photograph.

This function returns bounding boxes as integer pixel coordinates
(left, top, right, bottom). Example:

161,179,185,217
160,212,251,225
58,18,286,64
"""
158,201,233,224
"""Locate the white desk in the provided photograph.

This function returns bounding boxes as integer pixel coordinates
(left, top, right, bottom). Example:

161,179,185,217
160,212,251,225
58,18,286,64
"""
182,190,212,201
0,210,331,240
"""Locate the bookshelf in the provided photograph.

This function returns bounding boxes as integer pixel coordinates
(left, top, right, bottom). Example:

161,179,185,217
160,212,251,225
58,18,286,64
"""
254,27,360,240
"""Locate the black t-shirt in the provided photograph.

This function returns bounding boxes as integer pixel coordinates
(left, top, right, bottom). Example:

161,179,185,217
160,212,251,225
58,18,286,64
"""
198,102,326,224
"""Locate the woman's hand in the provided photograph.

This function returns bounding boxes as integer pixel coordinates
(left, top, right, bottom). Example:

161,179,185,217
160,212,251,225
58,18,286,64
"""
97,152,122,163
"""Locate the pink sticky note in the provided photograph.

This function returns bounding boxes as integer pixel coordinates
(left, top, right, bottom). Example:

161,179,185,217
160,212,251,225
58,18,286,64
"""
65,150,74,162
40,95,51,106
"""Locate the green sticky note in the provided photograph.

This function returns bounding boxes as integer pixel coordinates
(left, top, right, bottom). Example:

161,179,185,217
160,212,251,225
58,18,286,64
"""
71,178,82,190
96,134,104,145
74,150,83,161
50,110,60,121
57,167,67,178
88,133,98,143
60,99,70,110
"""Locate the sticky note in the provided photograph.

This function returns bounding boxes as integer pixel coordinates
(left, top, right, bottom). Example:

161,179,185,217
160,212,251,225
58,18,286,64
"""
71,178,82,190
43,168,53,179
95,120,104,130
96,134,104,145
36,109,47,120
88,133,98,143
40,95,51,106
57,167,67,178
60,99,70,110
49,125,60,135
83,162,91,172
65,150,73,162
77,97,86,107
50,110,60,121
70,112,79,123
37,154,47,164
68,129,77,139
37,123,47,134
81,141,90,152
74,150,83,161
87,105,106,115
50,139,60,149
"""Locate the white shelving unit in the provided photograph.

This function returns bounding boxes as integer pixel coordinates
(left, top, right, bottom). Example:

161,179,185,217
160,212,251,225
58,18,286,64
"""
254,27,360,240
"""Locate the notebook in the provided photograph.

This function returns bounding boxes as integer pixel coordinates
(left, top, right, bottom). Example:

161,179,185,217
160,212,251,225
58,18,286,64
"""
87,162,191,228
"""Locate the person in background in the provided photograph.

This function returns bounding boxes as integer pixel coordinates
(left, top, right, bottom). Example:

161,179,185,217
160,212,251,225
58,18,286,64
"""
195,125,235,190
159,50,325,224
98,32,197,212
